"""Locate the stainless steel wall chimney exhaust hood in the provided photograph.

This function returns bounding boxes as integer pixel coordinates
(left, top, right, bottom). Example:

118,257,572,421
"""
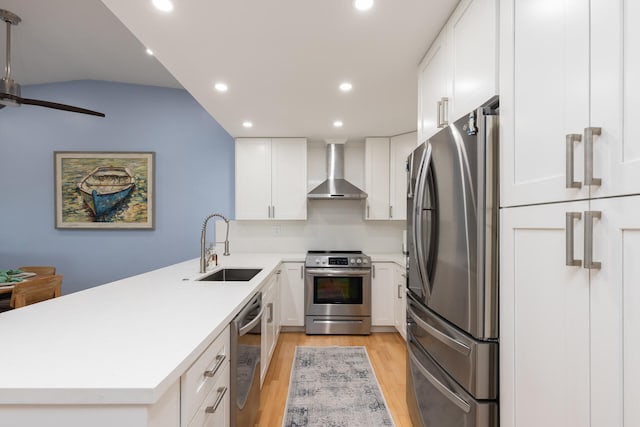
308,139,367,200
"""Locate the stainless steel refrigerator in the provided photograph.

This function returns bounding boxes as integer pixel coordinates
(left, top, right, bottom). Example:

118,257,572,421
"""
406,96,499,427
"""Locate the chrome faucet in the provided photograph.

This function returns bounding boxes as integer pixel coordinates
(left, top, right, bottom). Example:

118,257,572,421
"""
200,213,230,273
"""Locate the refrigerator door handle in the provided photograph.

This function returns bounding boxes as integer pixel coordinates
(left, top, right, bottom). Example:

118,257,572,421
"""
408,305,471,356
413,143,433,298
408,345,472,413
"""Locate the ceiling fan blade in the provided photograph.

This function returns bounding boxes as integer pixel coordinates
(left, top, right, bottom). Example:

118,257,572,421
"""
1,92,104,117
19,96,105,117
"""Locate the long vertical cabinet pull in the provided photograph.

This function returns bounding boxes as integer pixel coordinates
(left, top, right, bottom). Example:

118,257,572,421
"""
565,134,582,189
584,211,602,269
436,100,443,128
300,265,303,279
584,127,602,186
441,97,449,126
565,212,582,266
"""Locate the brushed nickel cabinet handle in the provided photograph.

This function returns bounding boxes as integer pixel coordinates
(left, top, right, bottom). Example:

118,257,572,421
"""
441,97,449,126
205,386,228,414
565,212,582,267
584,210,602,269
584,127,602,186
565,134,582,189
436,100,442,128
204,354,226,378
300,265,303,279
398,284,403,299
367,205,370,218
389,205,393,219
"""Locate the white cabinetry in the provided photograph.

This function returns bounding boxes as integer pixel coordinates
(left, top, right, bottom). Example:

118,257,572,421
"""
260,272,280,385
181,326,230,427
501,0,640,207
235,138,307,220
364,133,415,221
500,1,640,425
393,264,407,340
279,262,305,327
418,0,498,142
501,197,640,427
371,262,394,326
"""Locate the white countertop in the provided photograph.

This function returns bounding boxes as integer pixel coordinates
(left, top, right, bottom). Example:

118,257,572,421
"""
0,252,402,406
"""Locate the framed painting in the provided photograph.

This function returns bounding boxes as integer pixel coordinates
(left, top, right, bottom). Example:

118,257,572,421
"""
54,151,155,229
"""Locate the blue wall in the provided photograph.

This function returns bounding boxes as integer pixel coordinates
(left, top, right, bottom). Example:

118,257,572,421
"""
0,80,235,294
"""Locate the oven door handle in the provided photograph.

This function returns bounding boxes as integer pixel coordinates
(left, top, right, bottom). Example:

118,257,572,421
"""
305,268,370,276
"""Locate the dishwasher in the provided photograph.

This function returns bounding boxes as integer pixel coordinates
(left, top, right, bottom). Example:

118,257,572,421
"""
230,292,263,427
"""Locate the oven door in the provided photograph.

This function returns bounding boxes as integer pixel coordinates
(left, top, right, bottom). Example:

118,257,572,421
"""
304,268,371,317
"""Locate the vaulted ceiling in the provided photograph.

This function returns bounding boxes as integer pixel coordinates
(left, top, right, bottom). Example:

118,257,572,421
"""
2,0,459,141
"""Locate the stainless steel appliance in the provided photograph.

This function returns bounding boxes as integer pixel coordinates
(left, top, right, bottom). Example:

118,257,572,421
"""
304,250,372,335
406,97,499,427
230,292,263,427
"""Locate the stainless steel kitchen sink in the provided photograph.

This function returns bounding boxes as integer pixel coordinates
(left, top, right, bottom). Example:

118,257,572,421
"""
198,268,262,282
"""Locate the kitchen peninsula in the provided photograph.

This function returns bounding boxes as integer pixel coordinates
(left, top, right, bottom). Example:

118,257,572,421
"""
0,254,297,426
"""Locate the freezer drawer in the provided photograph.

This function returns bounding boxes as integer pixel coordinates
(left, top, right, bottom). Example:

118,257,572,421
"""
407,295,498,399
407,338,498,427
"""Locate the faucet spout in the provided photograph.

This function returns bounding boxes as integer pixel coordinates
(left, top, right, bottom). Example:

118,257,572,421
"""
200,213,230,273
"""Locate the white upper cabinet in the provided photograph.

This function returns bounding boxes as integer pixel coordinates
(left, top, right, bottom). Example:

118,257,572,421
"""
501,0,640,207
418,0,498,143
364,134,415,221
235,138,307,220
449,0,499,119
364,138,390,220
418,30,451,142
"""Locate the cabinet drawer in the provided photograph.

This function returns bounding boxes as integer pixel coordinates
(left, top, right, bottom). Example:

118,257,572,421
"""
188,363,230,427
181,325,230,426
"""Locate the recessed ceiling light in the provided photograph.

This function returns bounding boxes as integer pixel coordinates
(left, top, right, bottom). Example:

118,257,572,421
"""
333,121,344,128
152,0,174,12
339,82,353,92
145,48,154,56
242,121,253,128
214,82,228,92
354,0,374,11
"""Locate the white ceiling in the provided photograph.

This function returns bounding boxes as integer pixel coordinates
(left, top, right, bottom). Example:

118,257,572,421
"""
2,0,459,141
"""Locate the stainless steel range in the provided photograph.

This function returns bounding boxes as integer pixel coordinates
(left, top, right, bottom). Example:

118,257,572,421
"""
304,250,372,335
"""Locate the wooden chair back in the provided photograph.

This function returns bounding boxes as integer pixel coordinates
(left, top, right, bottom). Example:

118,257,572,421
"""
18,266,57,276
11,275,63,309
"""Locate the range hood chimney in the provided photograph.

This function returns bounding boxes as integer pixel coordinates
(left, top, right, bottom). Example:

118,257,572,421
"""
307,139,367,200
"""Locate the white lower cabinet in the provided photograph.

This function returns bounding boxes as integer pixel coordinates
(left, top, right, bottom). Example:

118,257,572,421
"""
261,272,280,385
393,264,407,340
181,326,230,427
371,262,395,326
279,262,305,327
500,196,640,427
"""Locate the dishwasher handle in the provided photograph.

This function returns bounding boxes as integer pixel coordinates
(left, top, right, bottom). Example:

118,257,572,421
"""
238,306,264,336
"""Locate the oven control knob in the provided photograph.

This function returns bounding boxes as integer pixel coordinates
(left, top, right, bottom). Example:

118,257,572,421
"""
356,258,362,264
350,258,355,264
362,259,368,264
315,258,321,264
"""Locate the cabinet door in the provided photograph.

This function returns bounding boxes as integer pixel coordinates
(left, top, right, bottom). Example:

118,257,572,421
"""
271,138,307,220
449,0,498,119
364,138,390,220
235,138,272,220
393,264,407,339
279,262,305,327
500,201,590,427
260,274,278,385
418,29,451,142
591,0,640,199
389,133,416,221
371,262,395,326
590,196,640,427
500,0,590,207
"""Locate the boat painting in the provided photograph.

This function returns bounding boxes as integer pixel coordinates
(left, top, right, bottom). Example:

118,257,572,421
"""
77,166,135,218
54,151,154,229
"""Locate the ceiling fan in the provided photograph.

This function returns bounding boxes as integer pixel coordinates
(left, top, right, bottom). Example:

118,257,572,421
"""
0,9,105,117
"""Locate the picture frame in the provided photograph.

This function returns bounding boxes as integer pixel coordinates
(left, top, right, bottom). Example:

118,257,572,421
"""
54,151,155,229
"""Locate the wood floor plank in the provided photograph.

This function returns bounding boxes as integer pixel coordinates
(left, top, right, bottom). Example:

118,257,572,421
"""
256,331,412,427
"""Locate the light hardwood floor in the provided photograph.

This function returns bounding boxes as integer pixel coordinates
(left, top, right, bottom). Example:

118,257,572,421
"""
256,331,412,427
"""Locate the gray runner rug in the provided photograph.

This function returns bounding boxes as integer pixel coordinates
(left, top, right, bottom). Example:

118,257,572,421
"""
282,346,395,427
